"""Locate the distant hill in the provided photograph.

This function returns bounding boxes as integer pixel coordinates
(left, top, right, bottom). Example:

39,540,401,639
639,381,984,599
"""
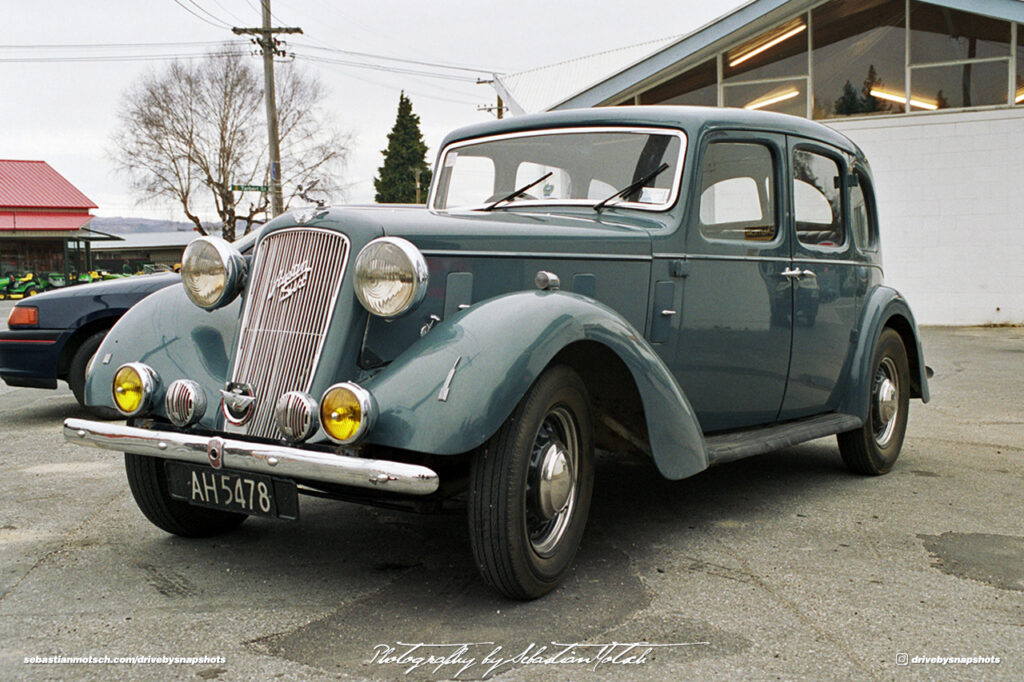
90,216,198,234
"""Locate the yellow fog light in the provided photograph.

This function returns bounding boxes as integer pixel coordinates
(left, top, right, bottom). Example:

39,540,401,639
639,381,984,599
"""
320,382,375,445
112,362,159,417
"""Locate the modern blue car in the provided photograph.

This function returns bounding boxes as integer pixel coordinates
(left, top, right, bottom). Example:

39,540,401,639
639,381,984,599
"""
0,232,256,414
0,273,180,414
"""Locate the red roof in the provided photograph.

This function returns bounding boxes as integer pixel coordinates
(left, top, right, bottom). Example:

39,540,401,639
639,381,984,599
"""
0,160,97,210
0,211,93,230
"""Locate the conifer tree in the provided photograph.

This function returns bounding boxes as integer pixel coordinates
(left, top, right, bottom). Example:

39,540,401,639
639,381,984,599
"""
374,92,432,203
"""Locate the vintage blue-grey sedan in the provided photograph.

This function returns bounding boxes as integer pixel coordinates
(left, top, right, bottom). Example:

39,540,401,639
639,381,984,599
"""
63,106,929,599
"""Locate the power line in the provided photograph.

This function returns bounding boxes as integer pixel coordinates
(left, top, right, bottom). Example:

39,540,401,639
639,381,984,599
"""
296,52,479,82
172,0,231,29
309,59,480,106
0,40,245,50
208,0,248,24
185,0,234,28
292,42,504,75
0,51,243,63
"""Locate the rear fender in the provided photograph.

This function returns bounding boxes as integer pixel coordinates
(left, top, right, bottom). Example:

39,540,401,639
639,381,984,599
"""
363,290,708,479
839,285,930,420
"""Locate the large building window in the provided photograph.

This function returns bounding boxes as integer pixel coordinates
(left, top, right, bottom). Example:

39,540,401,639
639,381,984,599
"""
622,0,1021,118
723,16,809,115
812,0,905,119
639,59,716,106
1015,21,1023,105
909,1,1011,110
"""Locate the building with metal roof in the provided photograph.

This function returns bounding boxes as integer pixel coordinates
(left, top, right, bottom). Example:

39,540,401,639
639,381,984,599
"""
491,0,1024,324
0,159,118,281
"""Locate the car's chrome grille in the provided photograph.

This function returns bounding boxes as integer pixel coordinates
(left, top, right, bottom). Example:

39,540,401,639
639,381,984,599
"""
228,227,349,439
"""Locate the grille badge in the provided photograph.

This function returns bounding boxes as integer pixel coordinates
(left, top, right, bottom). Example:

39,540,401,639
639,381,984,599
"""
267,260,312,302
221,382,255,425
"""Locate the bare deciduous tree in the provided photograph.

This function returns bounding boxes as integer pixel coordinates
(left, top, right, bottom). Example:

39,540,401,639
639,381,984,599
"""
111,50,347,241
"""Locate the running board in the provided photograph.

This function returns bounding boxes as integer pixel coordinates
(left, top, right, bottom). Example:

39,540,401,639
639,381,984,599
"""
706,413,863,465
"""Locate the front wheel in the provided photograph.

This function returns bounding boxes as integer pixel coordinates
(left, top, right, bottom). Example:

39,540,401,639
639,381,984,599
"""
837,328,910,475
468,365,594,600
125,454,247,537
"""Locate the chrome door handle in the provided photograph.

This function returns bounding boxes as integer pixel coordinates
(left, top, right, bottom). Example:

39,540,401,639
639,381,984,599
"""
781,267,815,278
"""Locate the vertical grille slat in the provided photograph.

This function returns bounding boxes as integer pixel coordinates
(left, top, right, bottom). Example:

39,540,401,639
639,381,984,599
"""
228,228,350,439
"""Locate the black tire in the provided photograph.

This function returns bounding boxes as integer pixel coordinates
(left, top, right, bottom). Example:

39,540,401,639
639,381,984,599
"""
468,365,594,600
838,328,910,475
125,453,247,537
68,331,119,419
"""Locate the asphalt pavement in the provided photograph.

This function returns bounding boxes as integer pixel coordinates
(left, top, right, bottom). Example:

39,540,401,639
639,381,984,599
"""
0,312,1021,681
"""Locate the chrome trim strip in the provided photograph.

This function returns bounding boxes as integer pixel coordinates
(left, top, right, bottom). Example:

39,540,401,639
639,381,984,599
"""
652,252,882,269
429,126,687,213
63,418,439,496
422,250,652,261
437,356,461,402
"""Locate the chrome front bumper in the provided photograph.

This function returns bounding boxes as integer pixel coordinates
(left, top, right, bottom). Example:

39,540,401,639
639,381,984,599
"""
63,418,439,496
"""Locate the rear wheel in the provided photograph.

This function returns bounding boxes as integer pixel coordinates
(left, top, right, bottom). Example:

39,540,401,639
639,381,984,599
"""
468,365,594,599
125,454,247,537
838,328,910,475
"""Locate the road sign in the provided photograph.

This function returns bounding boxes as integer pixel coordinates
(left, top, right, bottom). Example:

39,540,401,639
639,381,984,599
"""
231,184,269,192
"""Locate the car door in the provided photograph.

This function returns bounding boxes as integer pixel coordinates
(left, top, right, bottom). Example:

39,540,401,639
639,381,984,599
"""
668,131,793,433
777,138,864,419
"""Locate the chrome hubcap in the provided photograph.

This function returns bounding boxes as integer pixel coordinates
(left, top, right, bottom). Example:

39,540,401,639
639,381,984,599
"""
872,357,900,447
526,406,579,557
537,442,573,518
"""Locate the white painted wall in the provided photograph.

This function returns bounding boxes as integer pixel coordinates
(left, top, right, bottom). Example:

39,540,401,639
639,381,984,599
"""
827,108,1024,326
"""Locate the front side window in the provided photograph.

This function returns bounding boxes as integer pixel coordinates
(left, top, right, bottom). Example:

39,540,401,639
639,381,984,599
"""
793,149,845,248
431,128,685,211
698,142,777,242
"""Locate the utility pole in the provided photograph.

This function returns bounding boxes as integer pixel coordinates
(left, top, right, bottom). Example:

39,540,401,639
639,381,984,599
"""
475,79,508,119
233,1,302,217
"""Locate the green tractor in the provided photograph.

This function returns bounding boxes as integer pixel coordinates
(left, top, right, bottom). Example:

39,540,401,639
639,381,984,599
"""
39,272,68,290
2,273,43,299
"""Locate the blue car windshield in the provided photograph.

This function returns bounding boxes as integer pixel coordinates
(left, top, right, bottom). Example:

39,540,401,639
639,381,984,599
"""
431,127,686,212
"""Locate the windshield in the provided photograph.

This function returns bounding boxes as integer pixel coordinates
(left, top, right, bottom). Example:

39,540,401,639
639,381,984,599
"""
431,127,686,212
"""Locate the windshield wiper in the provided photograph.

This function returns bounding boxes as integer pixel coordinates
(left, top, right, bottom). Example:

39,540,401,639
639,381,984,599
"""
482,172,553,210
593,162,670,212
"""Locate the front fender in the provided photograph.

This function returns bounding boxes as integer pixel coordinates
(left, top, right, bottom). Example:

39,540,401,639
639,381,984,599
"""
838,285,930,420
363,290,708,479
84,284,242,424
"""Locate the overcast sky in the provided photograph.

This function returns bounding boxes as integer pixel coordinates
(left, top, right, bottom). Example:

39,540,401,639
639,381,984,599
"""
2,0,744,222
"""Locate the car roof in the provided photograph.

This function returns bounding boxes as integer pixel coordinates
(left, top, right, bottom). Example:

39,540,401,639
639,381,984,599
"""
439,105,860,158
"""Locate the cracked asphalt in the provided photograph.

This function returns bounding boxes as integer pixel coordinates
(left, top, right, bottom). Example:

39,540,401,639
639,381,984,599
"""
1,303,1021,680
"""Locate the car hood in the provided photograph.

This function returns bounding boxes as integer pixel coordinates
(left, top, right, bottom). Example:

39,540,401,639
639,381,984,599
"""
295,204,664,257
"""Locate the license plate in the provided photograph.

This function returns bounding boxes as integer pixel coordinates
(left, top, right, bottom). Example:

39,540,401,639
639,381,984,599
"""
165,461,299,520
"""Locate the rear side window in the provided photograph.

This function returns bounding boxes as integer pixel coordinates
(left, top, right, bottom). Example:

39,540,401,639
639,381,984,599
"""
793,149,845,248
698,142,777,242
850,173,877,250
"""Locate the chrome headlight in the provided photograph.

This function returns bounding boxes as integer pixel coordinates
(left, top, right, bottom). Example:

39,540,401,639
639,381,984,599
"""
112,362,160,417
320,382,376,445
180,237,246,311
353,237,428,318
